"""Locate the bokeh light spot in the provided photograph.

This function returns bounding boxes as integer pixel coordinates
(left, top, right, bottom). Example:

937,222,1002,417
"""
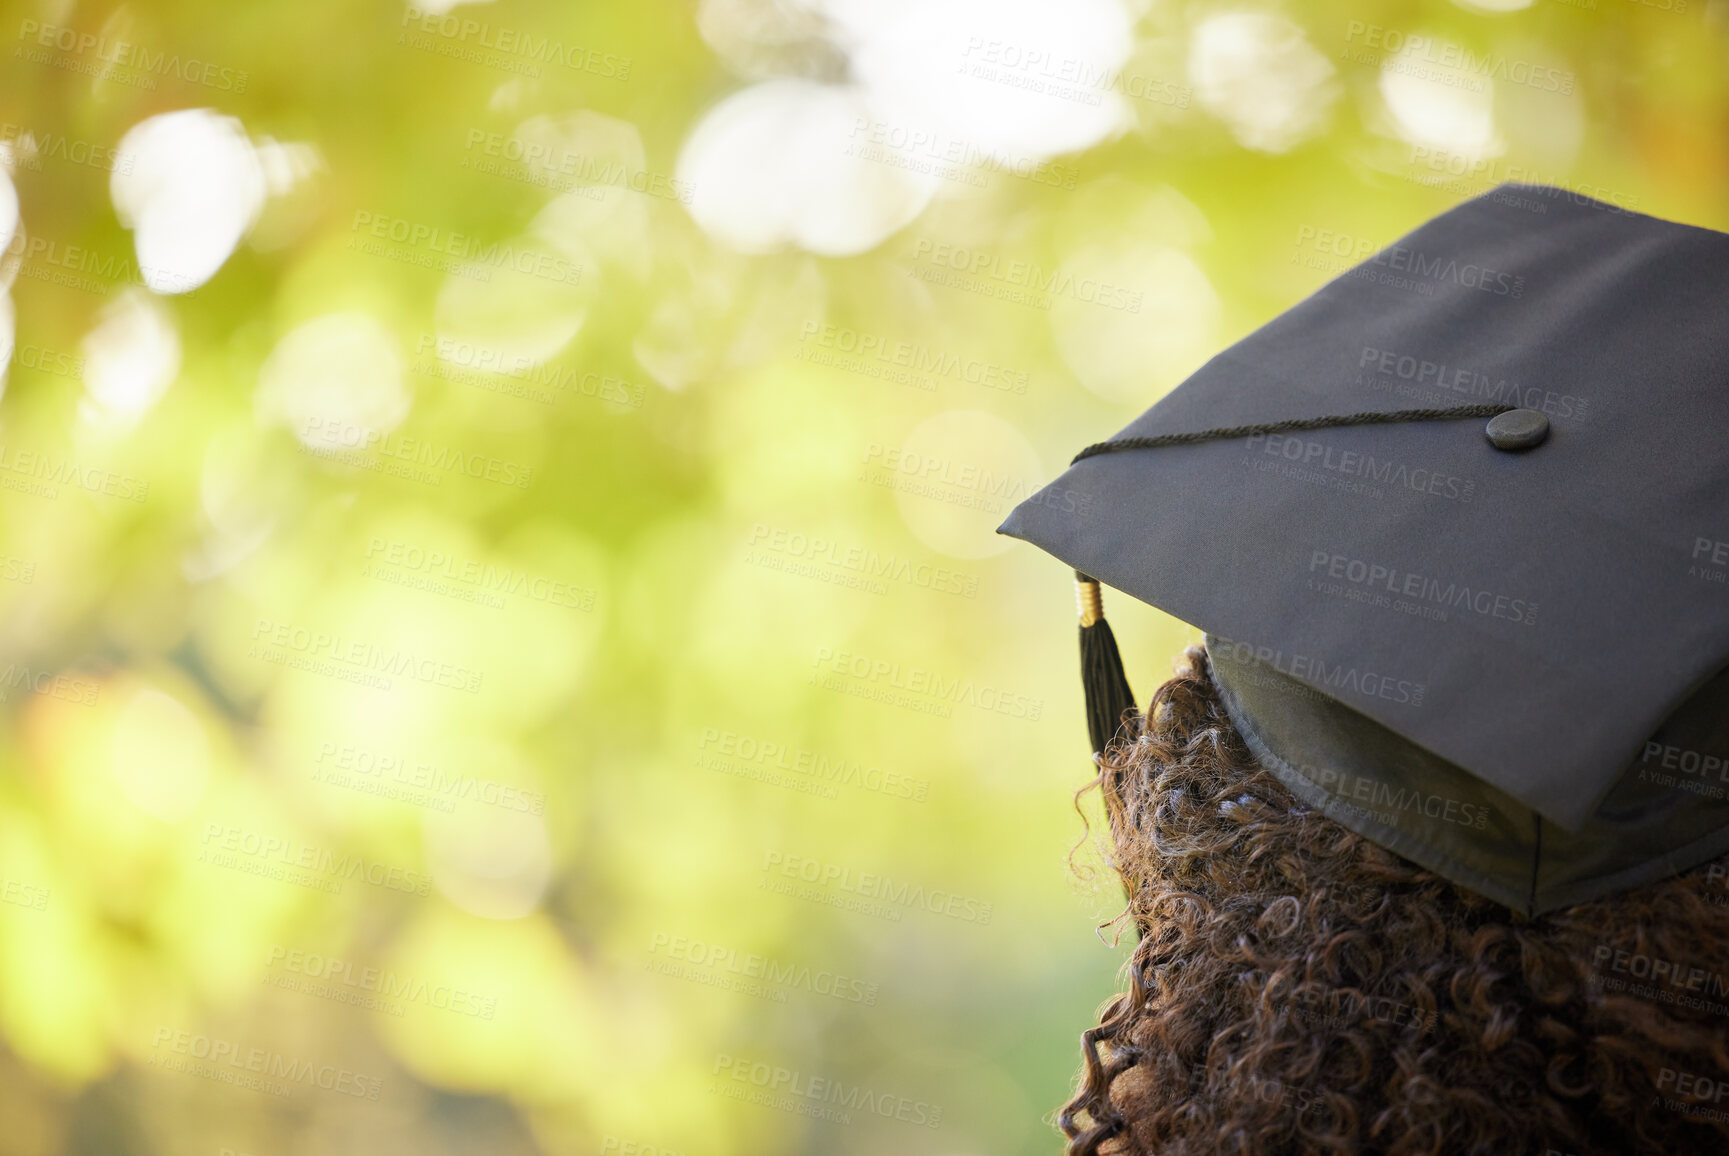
1189,12,1339,154
255,312,410,450
111,109,267,294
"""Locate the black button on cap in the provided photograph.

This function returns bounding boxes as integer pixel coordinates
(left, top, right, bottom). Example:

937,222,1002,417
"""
1486,408,1550,451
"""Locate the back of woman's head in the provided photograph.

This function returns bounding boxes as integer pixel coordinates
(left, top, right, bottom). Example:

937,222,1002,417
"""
1062,646,1729,1156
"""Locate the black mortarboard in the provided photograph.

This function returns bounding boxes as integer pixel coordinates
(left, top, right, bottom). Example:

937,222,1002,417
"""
1000,183,1729,916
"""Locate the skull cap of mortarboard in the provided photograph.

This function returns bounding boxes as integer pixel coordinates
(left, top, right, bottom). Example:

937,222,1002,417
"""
999,183,1729,917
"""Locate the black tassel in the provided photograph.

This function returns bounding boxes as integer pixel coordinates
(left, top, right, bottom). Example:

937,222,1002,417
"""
1076,571,1138,756
1076,572,1143,938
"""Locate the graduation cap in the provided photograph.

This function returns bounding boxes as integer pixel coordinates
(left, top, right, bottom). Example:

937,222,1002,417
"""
999,183,1729,916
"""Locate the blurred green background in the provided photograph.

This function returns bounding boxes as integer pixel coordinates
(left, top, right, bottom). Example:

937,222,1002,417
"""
0,0,1725,1152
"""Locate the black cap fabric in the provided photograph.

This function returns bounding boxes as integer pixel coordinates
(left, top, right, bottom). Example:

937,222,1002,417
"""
1206,631,1729,915
999,183,1729,911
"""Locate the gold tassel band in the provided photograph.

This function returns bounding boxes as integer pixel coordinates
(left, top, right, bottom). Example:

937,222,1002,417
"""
1075,572,1104,627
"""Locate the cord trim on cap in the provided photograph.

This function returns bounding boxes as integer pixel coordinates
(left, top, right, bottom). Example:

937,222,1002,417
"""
1069,404,1515,465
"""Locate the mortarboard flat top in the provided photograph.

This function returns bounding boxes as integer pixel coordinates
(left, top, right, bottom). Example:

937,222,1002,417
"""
1000,183,1729,912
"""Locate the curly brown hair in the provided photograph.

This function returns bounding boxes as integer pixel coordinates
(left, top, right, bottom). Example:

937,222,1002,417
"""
1059,645,1729,1156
